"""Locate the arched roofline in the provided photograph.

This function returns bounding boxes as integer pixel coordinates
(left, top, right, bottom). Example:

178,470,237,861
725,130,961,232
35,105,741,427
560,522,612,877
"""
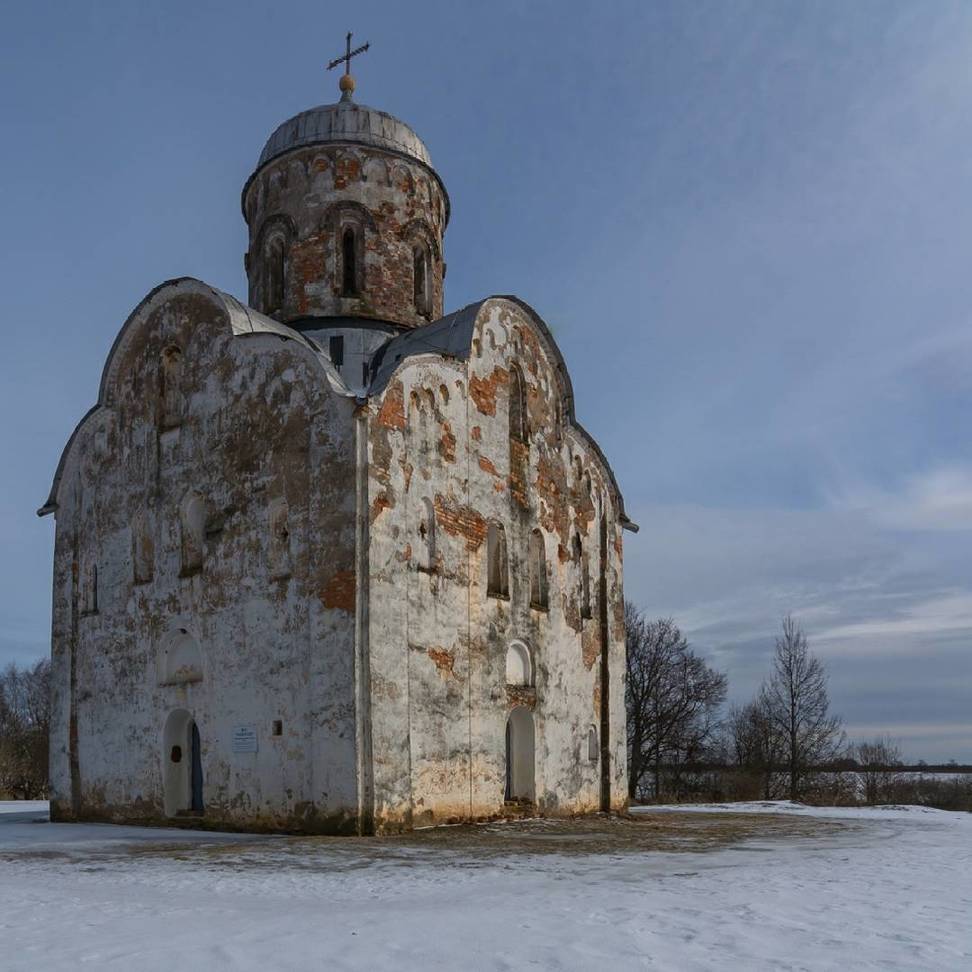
38,277,347,517
498,295,638,532
369,295,637,532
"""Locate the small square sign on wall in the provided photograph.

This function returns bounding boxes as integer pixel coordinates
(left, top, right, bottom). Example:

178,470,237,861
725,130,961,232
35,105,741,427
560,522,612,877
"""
232,725,258,754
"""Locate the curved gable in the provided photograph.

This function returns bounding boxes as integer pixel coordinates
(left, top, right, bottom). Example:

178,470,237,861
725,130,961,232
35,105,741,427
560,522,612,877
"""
39,277,340,517
369,295,636,532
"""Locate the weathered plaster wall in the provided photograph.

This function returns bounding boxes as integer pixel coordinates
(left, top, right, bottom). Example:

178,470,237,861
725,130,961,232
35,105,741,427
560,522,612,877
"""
46,285,628,836
48,281,361,833
366,298,627,832
244,145,447,328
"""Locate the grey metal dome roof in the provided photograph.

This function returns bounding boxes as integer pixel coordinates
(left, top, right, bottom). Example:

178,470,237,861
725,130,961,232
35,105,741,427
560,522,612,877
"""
256,98,434,170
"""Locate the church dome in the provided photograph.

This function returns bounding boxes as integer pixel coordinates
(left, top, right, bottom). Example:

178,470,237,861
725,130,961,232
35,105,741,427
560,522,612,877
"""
256,99,434,172
242,88,449,330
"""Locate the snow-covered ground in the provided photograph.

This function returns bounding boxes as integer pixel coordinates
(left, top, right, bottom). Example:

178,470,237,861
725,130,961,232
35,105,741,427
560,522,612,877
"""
1,801,969,970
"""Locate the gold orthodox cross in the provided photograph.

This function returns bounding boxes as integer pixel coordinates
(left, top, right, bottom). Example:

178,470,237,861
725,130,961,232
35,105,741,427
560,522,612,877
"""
327,31,370,96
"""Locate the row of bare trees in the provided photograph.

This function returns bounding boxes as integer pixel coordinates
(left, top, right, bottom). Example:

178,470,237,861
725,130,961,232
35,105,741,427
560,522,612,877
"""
626,607,847,803
625,604,727,801
0,660,51,799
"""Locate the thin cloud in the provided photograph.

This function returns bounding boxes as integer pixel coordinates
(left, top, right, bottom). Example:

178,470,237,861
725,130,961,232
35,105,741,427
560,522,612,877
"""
836,467,972,532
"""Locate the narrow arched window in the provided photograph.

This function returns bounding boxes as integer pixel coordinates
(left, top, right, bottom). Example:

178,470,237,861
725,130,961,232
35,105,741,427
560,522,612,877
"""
180,492,207,576
418,497,436,572
529,529,548,610
413,247,429,317
265,236,285,315
509,365,527,443
341,227,357,296
588,725,599,762
159,346,184,430
574,534,591,619
487,522,509,598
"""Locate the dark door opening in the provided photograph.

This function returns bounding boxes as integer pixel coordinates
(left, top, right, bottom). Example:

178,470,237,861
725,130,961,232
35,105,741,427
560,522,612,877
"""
504,708,536,804
190,721,204,812
505,719,512,801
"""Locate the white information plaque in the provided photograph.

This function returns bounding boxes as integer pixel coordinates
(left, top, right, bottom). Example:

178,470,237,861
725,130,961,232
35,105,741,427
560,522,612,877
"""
231,725,258,754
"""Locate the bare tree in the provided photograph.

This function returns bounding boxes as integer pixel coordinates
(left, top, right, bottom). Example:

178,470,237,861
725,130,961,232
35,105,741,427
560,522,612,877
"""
725,689,788,800
854,735,903,805
762,616,844,801
0,659,51,800
625,603,727,802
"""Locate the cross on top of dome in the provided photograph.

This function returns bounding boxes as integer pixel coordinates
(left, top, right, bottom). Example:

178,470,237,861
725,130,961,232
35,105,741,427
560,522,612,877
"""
326,31,370,101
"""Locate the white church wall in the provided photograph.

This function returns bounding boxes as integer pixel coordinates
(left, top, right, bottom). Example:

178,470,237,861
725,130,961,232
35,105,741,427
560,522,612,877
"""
47,282,361,832
364,298,627,831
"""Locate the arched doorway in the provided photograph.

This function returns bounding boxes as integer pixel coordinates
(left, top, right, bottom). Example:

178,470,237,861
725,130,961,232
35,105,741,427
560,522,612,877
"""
505,707,535,804
163,709,204,816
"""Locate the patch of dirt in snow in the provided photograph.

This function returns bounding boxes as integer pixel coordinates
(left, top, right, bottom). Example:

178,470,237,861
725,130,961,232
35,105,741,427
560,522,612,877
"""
1,811,853,872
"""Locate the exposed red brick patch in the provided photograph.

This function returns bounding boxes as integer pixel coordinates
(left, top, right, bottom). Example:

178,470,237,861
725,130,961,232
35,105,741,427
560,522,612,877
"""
427,646,456,679
289,237,326,316
377,380,406,431
334,155,361,189
557,543,570,563
493,481,506,493
400,460,413,491
509,439,529,509
572,487,596,532
582,627,601,670
370,491,393,523
536,454,564,503
506,685,537,709
535,453,571,539
471,425,481,441
438,421,456,463
434,494,487,550
321,570,355,613
478,455,500,478
468,366,509,417
516,324,542,356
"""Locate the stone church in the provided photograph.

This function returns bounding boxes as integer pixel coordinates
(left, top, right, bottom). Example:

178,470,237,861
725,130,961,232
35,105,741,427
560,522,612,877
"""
39,63,637,834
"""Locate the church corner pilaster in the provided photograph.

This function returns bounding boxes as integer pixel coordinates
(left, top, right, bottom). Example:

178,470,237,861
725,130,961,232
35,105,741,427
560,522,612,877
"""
353,404,375,835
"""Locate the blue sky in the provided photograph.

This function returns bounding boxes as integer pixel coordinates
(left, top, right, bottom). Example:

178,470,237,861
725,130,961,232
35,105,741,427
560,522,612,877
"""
1,1,970,760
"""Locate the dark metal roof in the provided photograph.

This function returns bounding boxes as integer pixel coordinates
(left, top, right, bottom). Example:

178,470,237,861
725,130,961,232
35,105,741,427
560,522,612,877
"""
258,100,433,169
368,301,484,393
